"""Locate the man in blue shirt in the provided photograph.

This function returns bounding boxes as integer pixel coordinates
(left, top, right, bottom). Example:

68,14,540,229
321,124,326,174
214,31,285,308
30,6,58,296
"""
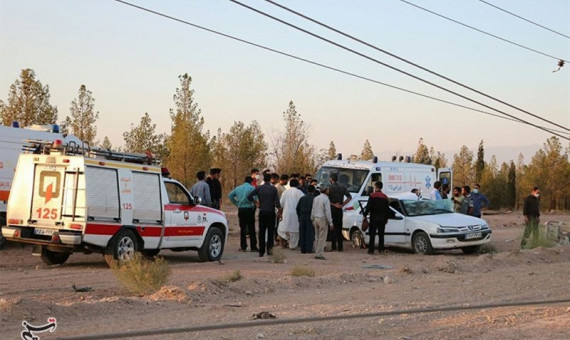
228,176,258,252
470,183,490,218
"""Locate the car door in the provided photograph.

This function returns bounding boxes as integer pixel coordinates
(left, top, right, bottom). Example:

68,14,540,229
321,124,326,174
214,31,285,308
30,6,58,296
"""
384,199,407,245
162,181,205,248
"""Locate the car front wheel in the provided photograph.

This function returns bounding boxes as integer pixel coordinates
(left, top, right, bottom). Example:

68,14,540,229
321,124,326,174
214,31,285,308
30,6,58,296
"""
412,231,434,255
198,227,224,262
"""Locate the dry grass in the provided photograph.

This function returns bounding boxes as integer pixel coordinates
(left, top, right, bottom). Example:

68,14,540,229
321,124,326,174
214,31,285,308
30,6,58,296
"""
223,270,243,283
290,265,315,277
111,253,171,295
521,225,556,249
269,248,287,264
480,243,497,254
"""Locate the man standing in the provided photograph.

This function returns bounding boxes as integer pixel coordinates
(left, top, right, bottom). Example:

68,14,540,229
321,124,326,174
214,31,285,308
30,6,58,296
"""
206,168,222,210
470,183,490,218
460,185,473,215
429,181,442,200
328,173,352,251
362,181,391,254
228,176,258,252
190,171,211,207
275,174,289,199
451,186,464,212
311,186,333,260
278,179,304,249
248,173,282,257
521,186,541,248
251,168,260,188
296,185,316,254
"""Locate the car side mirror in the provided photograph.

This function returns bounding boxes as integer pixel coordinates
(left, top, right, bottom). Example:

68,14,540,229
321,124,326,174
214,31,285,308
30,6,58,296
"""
193,196,202,205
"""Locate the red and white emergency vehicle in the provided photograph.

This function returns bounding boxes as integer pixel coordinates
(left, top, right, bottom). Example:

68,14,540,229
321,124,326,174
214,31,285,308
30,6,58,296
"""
1,138,228,266
0,123,83,249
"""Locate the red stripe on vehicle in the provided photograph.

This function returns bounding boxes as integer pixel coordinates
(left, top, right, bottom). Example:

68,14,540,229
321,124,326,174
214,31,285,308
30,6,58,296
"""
164,204,224,216
85,223,122,236
136,226,162,237
164,226,205,237
0,190,9,201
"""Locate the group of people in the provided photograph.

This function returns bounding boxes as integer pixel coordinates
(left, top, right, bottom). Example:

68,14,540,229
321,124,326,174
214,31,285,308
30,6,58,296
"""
427,181,490,218
189,168,223,210
226,170,352,260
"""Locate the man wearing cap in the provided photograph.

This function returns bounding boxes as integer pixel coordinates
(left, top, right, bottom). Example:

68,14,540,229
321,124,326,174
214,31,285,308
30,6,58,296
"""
207,168,222,210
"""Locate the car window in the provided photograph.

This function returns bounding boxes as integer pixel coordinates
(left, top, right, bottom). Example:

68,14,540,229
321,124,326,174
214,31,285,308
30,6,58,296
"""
165,182,191,205
401,199,453,216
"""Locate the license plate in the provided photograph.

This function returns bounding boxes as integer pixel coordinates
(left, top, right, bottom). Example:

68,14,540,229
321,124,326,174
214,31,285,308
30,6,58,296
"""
465,232,482,240
34,228,55,236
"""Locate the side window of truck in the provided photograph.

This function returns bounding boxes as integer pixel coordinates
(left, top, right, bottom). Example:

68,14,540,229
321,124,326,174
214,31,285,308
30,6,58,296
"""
165,182,190,205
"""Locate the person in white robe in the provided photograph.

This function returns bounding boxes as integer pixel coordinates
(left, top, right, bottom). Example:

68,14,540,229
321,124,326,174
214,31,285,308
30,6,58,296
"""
278,179,304,249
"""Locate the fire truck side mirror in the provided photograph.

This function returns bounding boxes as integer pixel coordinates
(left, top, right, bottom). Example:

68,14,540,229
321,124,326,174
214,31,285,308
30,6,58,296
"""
193,196,202,206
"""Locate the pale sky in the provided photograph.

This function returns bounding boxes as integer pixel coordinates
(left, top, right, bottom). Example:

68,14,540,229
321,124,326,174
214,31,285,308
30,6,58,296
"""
1,0,568,164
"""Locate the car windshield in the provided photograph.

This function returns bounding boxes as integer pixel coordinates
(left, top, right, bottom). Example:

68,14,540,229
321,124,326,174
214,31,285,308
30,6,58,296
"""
401,199,454,216
314,166,369,193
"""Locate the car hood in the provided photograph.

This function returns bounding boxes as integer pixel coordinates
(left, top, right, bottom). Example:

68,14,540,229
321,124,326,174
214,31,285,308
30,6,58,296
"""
408,213,486,226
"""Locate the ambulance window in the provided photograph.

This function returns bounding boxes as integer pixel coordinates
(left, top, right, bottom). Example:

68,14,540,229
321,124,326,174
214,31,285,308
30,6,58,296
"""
165,182,190,205
362,173,382,197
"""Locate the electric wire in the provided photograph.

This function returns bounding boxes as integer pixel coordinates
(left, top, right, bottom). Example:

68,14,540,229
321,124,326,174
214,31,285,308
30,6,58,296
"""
398,0,569,63
110,0,566,135
228,0,570,140
264,0,570,133
478,0,570,40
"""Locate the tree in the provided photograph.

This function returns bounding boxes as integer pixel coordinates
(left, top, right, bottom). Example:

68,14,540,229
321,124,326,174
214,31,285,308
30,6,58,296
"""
327,141,337,160
0,69,58,126
123,112,163,154
360,139,374,160
429,147,447,169
412,138,430,164
475,140,485,183
101,136,113,150
164,74,210,187
271,101,317,175
452,145,474,186
507,161,516,209
65,84,99,144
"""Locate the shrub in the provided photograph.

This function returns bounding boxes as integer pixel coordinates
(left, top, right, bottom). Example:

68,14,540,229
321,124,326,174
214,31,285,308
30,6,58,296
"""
291,266,315,277
111,253,171,295
479,243,497,254
269,248,287,264
521,225,556,249
223,270,243,283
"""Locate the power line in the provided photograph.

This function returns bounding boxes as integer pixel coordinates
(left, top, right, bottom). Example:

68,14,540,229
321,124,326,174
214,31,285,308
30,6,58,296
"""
228,0,569,140
397,0,569,63
263,0,570,133
478,0,570,40
110,0,568,137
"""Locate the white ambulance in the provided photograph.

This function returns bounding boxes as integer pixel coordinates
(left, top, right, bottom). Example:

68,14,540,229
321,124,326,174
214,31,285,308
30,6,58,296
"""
2,139,228,266
0,123,83,249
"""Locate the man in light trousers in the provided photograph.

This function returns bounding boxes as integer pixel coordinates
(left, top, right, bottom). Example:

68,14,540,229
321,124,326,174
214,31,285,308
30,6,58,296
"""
311,186,333,260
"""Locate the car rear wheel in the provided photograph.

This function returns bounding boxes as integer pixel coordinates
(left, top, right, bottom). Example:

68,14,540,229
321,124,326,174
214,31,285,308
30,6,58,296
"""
351,229,365,249
198,227,224,262
412,231,434,255
41,247,71,265
104,229,139,267
462,245,481,254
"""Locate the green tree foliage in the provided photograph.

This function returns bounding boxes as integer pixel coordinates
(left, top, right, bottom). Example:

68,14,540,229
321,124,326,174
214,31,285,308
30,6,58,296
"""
412,138,430,164
0,69,58,126
507,161,516,208
65,84,99,144
164,74,210,187
123,112,166,158
272,101,317,175
475,140,485,183
212,121,267,192
327,141,337,160
452,145,474,186
360,139,374,160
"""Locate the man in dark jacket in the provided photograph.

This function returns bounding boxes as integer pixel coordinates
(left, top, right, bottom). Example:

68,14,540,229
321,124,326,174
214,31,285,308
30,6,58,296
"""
362,181,391,254
247,173,282,257
521,186,541,248
296,185,316,254
206,168,222,210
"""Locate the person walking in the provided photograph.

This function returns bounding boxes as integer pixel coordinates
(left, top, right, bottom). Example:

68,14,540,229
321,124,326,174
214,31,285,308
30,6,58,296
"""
328,173,352,251
521,186,541,248
247,172,282,257
206,168,222,210
228,176,258,252
311,186,333,260
362,181,391,254
296,185,316,254
190,171,211,207
278,179,304,249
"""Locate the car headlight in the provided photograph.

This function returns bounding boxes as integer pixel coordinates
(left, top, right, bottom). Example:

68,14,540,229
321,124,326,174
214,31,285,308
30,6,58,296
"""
437,226,460,233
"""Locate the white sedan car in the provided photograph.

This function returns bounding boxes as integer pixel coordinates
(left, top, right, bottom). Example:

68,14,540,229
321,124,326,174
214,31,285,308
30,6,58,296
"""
342,193,492,254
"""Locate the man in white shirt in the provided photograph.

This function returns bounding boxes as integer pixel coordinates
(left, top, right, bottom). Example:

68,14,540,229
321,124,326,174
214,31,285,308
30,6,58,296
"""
429,180,442,200
311,186,333,260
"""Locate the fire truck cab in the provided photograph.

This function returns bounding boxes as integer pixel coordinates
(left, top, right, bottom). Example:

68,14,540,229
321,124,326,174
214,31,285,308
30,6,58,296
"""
1,139,228,266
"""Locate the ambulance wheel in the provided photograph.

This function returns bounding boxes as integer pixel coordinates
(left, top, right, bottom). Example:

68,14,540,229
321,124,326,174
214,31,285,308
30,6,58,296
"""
105,229,139,267
412,231,434,255
41,247,71,265
198,227,224,262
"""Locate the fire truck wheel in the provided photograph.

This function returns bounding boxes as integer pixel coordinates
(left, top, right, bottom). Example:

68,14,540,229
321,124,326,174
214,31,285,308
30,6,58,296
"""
198,227,224,262
41,247,71,265
104,229,139,267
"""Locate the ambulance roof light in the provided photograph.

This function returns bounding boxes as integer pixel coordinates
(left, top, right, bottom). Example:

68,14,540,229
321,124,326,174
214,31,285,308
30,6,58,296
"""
12,121,20,128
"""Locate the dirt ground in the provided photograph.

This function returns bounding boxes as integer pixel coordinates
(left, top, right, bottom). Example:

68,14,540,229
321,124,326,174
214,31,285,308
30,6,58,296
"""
1,208,570,340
